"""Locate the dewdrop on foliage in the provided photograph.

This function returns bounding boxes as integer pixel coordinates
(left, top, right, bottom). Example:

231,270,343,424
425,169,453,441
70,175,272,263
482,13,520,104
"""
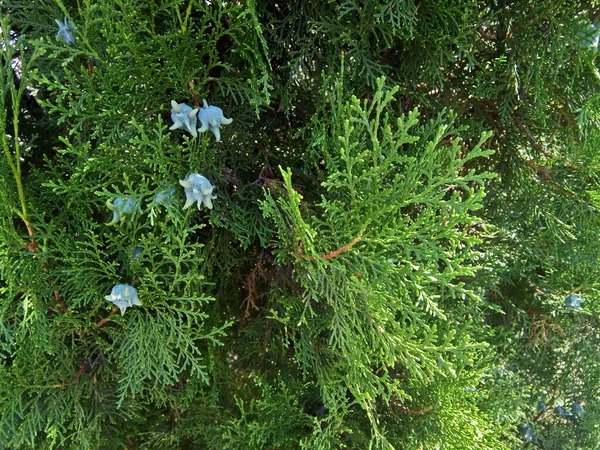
106,197,138,226
197,99,233,142
105,284,141,315
170,100,199,137
179,173,216,210
55,17,76,45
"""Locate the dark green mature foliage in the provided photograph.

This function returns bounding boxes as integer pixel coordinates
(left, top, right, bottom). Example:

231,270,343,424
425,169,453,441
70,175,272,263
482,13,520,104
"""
1,0,599,448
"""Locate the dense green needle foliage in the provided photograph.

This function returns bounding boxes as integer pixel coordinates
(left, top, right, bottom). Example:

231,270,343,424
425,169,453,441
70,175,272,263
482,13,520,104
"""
0,0,599,448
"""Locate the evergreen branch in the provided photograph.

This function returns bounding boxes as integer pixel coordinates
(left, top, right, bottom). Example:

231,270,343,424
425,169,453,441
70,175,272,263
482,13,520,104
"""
2,3,599,448
0,20,66,315
541,179,581,202
0,17,33,237
176,0,195,32
9,102,31,238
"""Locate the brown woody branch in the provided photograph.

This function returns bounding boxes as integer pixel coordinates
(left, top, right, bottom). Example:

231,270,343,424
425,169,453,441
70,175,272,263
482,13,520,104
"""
242,250,267,320
542,179,581,201
316,236,361,261
514,116,552,158
50,278,68,313
54,290,67,313
77,306,120,337
189,80,200,107
522,159,582,202
298,236,361,261
299,236,362,262
53,362,87,388
93,306,120,329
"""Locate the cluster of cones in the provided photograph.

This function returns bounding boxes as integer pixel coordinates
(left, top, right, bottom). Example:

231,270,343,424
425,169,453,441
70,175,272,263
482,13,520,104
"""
169,99,233,142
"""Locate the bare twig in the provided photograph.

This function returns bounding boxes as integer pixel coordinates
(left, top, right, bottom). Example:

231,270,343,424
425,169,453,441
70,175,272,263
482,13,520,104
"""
316,236,361,261
93,306,120,329
243,252,265,320
50,278,68,313
189,80,200,107
514,116,552,158
52,362,87,388
521,159,582,202
299,235,362,262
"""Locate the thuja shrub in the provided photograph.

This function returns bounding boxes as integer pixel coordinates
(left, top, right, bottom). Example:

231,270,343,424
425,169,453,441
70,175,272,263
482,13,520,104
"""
1,1,599,449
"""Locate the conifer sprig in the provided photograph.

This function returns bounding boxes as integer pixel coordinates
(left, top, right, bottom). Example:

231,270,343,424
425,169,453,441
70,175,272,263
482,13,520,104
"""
1,1,599,448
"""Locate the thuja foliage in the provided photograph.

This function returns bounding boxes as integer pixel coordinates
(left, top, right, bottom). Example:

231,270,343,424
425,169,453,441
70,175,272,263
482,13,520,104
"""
1,0,599,449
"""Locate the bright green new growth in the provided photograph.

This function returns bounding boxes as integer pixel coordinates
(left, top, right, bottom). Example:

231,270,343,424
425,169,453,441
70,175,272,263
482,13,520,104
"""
260,80,495,448
1,0,600,449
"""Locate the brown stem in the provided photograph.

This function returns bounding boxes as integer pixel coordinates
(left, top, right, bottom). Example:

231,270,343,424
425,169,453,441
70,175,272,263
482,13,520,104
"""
73,362,87,382
52,362,87,388
50,278,68,313
542,179,581,201
189,80,200,107
522,159,582,202
243,261,261,319
54,289,67,313
242,250,269,320
307,236,362,261
94,307,120,329
390,396,432,415
513,116,552,158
